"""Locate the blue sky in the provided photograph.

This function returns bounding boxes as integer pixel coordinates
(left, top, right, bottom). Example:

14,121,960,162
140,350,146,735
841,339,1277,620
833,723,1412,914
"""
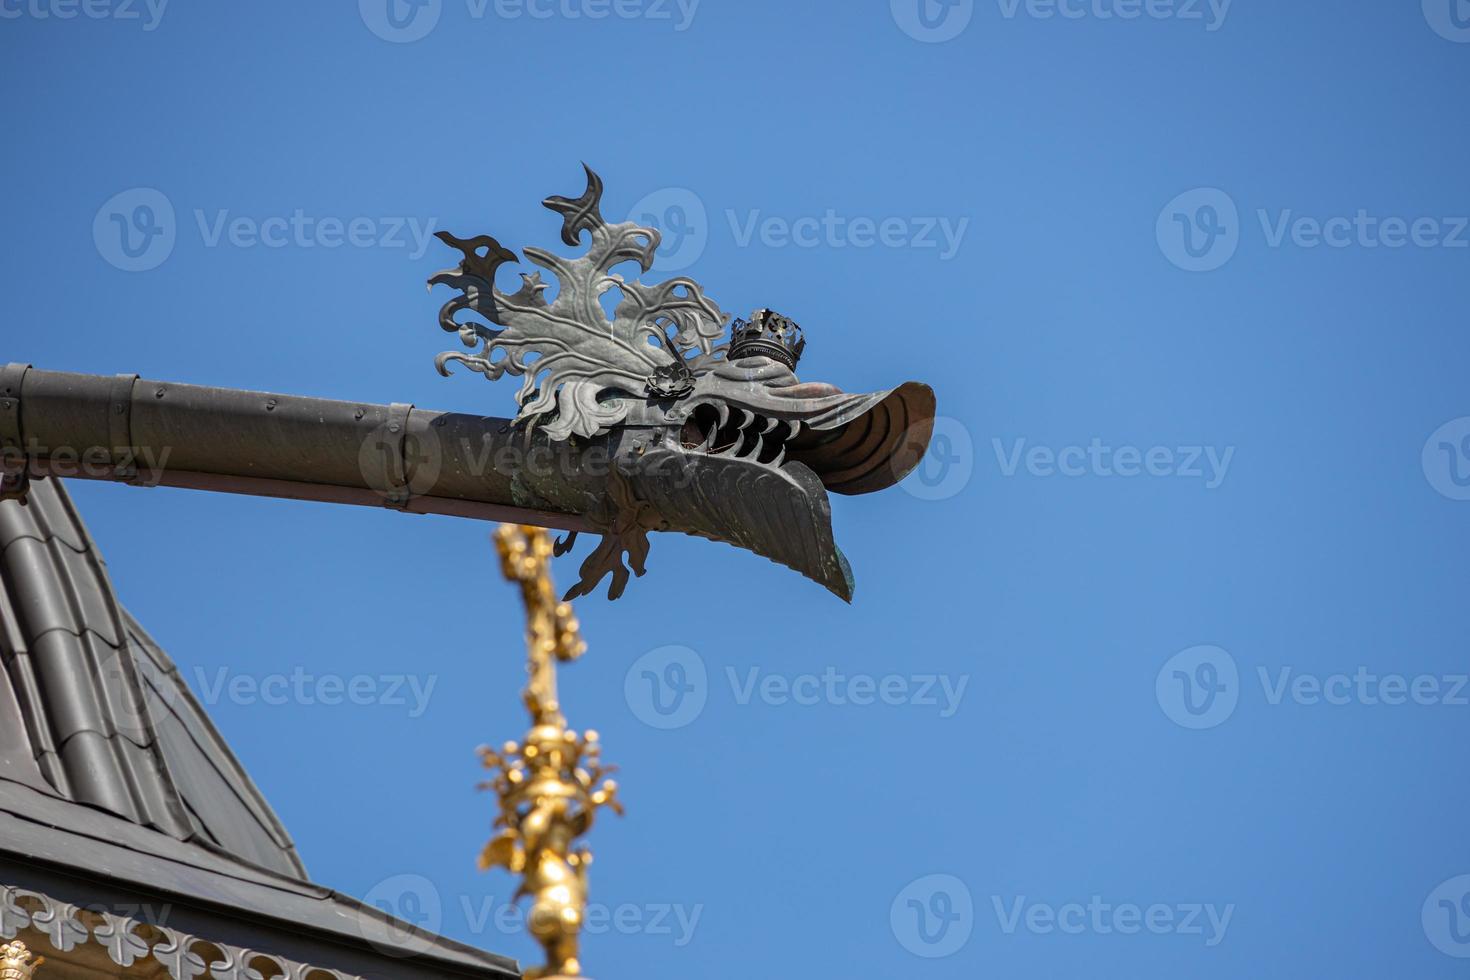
4,1,1470,977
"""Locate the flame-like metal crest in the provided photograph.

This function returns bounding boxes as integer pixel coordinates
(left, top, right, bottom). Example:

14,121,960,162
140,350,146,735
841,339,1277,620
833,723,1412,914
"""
431,163,728,442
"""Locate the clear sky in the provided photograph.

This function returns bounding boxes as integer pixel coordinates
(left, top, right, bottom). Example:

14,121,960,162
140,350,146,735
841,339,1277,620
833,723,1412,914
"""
4,2,1470,977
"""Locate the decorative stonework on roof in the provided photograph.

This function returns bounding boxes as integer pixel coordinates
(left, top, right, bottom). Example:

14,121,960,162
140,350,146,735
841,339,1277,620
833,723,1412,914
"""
1,883,356,980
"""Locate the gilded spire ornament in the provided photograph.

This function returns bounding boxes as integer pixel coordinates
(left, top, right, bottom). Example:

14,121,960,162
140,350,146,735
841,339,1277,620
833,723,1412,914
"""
479,524,622,979
0,942,42,980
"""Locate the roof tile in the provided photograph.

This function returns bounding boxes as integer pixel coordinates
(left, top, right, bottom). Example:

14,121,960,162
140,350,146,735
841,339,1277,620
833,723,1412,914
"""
0,537,121,647
18,631,111,748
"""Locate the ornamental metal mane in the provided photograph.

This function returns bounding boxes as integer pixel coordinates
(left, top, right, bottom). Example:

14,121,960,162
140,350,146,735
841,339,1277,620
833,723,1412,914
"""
429,165,937,601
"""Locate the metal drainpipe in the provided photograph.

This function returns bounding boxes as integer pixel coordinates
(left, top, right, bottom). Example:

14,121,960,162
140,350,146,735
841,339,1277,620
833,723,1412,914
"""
0,365,592,532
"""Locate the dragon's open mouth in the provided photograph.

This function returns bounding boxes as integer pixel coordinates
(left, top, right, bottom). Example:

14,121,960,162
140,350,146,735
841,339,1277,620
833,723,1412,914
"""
679,404,796,465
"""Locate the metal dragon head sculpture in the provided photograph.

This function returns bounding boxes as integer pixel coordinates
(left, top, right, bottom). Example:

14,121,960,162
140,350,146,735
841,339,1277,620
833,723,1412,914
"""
429,165,935,602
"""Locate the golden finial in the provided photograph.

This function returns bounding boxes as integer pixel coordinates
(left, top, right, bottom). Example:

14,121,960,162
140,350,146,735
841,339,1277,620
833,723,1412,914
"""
480,524,622,979
0,942,43,980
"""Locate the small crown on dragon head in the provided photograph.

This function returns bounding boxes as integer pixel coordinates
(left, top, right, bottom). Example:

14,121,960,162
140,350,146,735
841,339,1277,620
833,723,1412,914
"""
728,308,806,370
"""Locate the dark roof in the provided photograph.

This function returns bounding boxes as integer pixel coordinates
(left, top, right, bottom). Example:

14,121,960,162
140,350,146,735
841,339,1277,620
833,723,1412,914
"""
0,478,518,979
0,475,305,876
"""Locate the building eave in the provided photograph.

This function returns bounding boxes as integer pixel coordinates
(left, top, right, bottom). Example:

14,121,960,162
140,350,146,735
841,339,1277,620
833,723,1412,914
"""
0,778,518,979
